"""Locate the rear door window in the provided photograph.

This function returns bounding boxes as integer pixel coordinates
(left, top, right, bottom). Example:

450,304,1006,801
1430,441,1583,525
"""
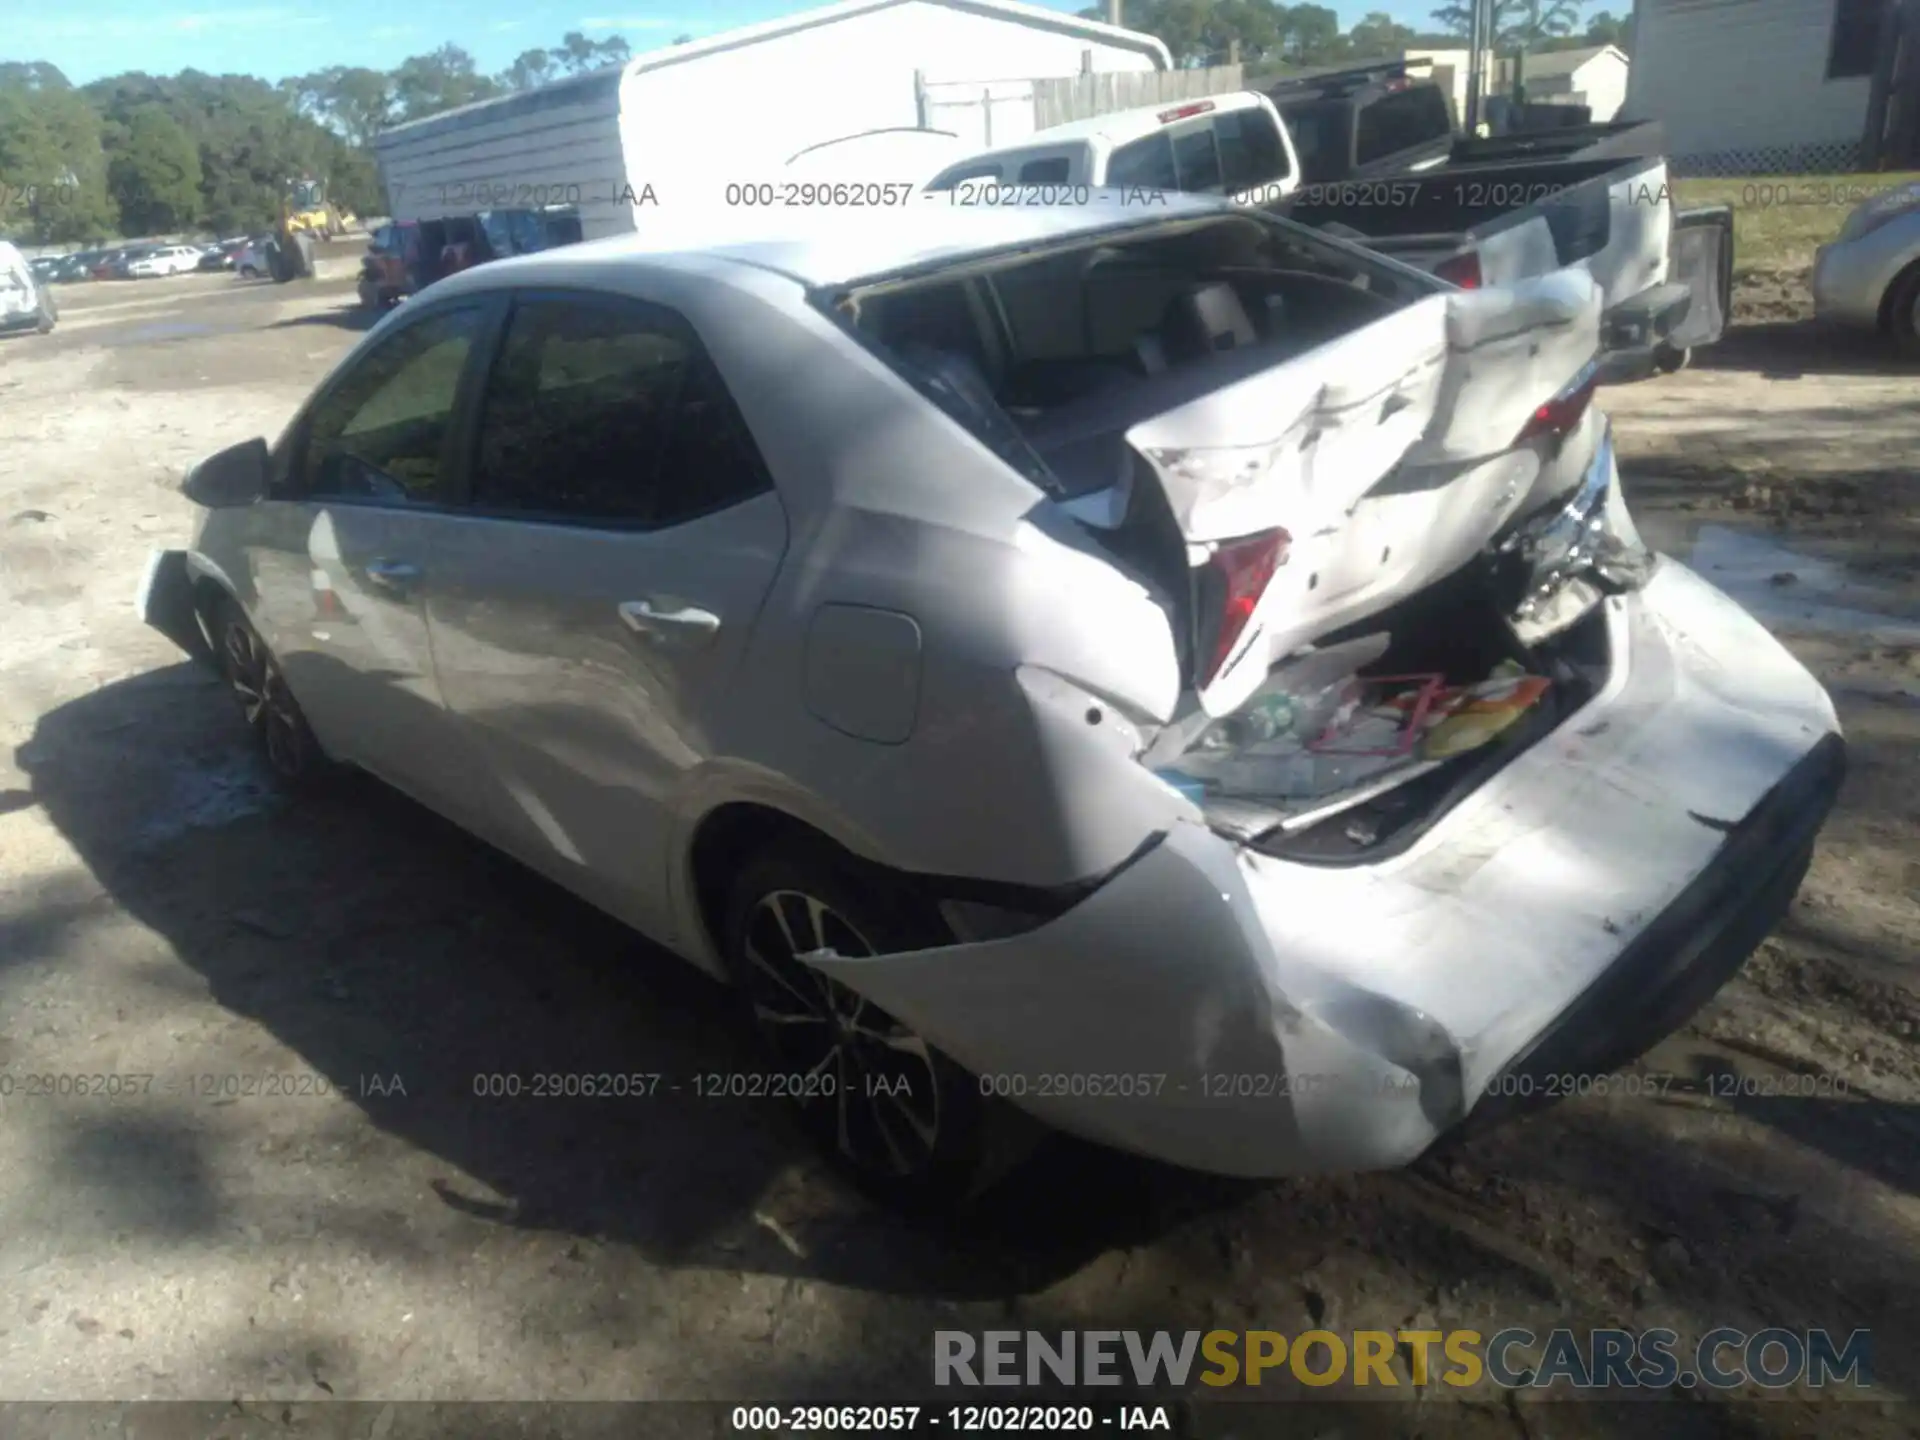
1215,107,1291,191
1356,86,1453,166
1172,123,1224,193
1106,131,1177,190
472,295,772,528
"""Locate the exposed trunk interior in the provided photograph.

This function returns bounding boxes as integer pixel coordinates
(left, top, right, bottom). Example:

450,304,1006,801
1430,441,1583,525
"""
1250,557,1611,866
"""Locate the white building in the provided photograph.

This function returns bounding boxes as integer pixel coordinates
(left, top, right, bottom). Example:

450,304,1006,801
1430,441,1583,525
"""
372,0,1170,241
1500,44,1630,121
1406,44,1629,128
1623,0,1886,173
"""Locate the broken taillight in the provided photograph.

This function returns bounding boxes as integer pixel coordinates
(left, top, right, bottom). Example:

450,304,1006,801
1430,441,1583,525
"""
1434,251,1482,288
1516,358,1601,446
1200,529,1291,686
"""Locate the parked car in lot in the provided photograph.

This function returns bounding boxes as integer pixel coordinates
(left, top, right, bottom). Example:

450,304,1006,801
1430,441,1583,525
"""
235,237,275,278
142,196,1843,1204
0,241,58,333
45,251,99,283
356,206,585,309
1812,180,1920,357
127,244,203,278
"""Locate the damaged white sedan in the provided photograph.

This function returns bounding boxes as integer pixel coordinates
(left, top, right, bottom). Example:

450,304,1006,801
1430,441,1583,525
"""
141,193,1844,1205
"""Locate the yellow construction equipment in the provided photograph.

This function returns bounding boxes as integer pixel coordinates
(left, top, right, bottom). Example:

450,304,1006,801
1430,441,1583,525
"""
282,177,358,240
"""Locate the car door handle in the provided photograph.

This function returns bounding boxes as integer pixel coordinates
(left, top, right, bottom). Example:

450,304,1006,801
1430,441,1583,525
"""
618,599,721,647
364,559,421,593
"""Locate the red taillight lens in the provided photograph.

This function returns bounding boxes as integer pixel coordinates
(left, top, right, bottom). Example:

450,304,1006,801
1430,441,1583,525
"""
1516,359,1601,446
1201,529,1290,685
1434,251,1482,288
1158,100,1217,123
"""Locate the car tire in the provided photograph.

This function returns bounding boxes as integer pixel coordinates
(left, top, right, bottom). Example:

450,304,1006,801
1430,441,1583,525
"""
239,265,257,278
721,838,992,1211
1888,263,1920,361
1653,343,1689,373
209,596,331,791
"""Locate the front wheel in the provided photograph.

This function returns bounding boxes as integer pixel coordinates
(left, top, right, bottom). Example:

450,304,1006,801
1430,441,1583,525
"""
722,839,990,1210
210,597,331,790
1889,263,1920,360
1653,343,1690,373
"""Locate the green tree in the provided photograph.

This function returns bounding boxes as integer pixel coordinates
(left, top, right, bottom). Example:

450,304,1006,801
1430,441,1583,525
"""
0,81,117,240
1582,9,1630,48
500,48,559,90
391,45,502,123
1432,0,1588,46
284,66,394,147
106,104,202,233
1346,10,1419,57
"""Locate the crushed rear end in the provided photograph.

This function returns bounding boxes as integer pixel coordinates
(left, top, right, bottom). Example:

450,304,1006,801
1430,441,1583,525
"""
805,206,1842,1177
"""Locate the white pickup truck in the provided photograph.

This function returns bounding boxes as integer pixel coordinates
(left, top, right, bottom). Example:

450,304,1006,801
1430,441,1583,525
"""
926,91,1731,381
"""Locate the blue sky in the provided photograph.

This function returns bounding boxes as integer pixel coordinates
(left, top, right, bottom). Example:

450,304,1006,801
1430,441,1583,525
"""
10,1,1443,87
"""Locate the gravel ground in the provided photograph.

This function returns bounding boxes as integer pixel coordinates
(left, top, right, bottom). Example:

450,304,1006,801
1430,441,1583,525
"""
0,272,1916,1436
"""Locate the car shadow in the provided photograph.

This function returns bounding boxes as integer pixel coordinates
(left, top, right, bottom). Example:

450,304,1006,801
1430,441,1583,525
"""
1694,321,1910,379
16,660,1259,1301
270,307,383,334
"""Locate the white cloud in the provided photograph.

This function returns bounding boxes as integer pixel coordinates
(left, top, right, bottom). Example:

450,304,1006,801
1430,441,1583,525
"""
489,19,524,31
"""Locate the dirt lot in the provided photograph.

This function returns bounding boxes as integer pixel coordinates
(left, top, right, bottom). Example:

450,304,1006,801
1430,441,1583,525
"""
1,265,1917,1437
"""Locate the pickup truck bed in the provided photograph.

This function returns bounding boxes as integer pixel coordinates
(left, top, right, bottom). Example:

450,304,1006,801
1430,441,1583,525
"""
1444,119,1666,168
1274,149,1732,381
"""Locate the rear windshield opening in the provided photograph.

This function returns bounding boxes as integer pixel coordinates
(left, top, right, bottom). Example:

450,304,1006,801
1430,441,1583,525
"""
820,213,1433,498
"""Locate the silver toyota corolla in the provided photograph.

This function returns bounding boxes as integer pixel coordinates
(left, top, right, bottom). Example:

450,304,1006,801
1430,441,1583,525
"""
141,193,1844,1205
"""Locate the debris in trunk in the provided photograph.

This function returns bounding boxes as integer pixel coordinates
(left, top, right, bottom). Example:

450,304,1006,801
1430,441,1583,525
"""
1158,660,1553,809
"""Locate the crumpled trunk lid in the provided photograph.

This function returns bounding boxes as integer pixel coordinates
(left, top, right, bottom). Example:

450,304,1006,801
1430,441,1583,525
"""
1122,268,1602,717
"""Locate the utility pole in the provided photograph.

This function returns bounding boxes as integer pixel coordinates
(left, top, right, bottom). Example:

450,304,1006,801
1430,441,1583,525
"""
1107,0,1122,25
1464,0,1489,133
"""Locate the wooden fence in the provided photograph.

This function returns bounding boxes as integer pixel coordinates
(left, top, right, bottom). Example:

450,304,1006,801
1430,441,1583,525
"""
915,64,1247,151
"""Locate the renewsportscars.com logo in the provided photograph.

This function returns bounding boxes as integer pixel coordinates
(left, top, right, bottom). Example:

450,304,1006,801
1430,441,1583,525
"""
933,1329,1873,1392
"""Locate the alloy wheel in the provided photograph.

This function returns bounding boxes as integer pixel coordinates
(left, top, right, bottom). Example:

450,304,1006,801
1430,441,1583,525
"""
740,889,943,1181
222,618,307,779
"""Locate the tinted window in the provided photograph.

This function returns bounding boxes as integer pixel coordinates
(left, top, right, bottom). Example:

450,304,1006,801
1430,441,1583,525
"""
1107,131,1177,189
472,297,771,527
1171,125,1224,192
1356,86,1452,166
298,306,481,504
1214,108,1290,191
1018,156,1072,183
1828,0,1887,77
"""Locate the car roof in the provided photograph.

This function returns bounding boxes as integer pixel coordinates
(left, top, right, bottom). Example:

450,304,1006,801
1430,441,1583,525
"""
431,188,1238,293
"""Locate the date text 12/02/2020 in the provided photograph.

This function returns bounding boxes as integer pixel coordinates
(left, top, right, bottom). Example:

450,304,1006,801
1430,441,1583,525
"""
0,1071,406,1101
729,1405,1175,1433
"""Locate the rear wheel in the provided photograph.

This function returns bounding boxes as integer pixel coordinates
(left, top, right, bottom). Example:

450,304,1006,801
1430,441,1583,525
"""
721,839,990,1210
210,597,330,790
1653,343,1689,373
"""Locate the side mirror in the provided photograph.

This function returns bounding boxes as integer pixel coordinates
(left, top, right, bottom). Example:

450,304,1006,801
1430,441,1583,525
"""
182,437,269,508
